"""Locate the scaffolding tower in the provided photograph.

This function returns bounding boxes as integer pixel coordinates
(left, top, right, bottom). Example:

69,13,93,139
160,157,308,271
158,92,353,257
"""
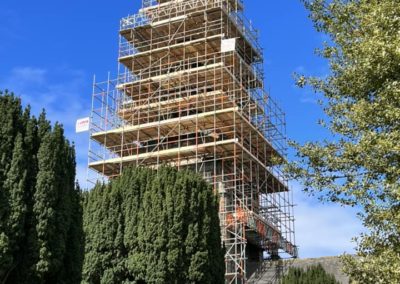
88,0,297,282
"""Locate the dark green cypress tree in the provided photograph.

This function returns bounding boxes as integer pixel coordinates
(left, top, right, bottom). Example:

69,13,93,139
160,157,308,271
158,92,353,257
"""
17,113,40,284
102,176,126,283
62,183,84,284
34,129,60,281
0,92,25,283
0,91,83,284
83,166,225,284
1,134,28,282
34,124,79,283
37,110,51,143
122,167,151,282
82,183,105,284
82,180,127,284
165,168,185,282
0,91,24,188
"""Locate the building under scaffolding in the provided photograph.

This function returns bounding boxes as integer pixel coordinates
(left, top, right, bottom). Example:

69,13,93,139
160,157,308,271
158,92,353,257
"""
88,0,297,282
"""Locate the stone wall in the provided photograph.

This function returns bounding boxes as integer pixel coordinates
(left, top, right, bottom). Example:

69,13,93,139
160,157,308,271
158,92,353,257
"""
251,256,350,284
288,256,349,284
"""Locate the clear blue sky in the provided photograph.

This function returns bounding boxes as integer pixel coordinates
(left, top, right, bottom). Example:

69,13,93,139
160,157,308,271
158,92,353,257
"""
0,0,362,258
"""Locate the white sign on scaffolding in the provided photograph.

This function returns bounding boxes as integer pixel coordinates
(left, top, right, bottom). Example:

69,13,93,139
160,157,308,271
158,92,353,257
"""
221,38,236,53
76,117,90,133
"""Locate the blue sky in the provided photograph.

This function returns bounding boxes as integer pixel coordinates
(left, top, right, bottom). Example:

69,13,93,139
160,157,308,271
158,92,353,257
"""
0,0,363,258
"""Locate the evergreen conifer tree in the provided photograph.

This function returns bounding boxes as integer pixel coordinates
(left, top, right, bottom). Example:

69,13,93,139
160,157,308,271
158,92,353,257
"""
82,166,225,284
0,91,83,284
2,134,28,280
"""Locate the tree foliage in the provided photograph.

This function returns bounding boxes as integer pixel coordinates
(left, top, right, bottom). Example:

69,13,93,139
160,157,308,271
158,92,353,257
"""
82,166,225,284
280,264,339,284
288,0,400,283
0,90,83,284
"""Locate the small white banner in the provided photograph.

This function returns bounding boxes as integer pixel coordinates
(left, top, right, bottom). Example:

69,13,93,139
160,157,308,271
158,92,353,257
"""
133,141,143,148
76,117,90,133
221,38,236,53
